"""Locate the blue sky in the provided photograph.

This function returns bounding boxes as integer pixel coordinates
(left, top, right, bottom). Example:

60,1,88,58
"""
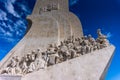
70,0,120,80
0,0,35,59
0,0,120,80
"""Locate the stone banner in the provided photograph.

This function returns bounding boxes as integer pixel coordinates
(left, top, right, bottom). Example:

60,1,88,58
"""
0,75,21,80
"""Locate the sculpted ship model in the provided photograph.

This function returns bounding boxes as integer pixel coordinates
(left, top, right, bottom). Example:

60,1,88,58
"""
0,0,115,80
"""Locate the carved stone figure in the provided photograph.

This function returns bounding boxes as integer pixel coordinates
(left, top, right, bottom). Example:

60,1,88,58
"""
1,67,11,75
96,29,109,48
35,57,46,70
28,62,36,73
80,46,86,55
31,50,37,61
86,45,91,53
48,54,56,66
68,49,77,59
60,45,68,53
35,48,41,58
7,57,17,67
67,43,74,49
22,60,28,74
88,34,95,45
42,52,49,67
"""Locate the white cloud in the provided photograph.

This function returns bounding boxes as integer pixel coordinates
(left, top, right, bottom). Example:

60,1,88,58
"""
14,20,26,30
10,0,16,3
0,22,7,27
4,31,13,37
15,20,25,26
0,9,7,20
0,0,30,43
106,32,112,38
0,20,26,39
0,0,32,60
0,0,16,3
0,27,6,33
1,37,16,43
7,25,14,32
18,3,30,13
4,0,20,17
0,26,13,37
70,0,79,6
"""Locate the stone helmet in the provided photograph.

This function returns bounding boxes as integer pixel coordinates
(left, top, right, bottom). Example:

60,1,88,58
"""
97,29,101,33
88,34,92,38
27,53,31,56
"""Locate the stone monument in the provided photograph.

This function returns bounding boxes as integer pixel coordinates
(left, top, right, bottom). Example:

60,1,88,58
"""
0,0,115,80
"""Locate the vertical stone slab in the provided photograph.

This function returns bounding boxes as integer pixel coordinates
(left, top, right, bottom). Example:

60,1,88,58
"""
23,15,59,53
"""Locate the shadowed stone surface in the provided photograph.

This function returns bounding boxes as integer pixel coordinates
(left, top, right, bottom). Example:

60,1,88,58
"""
21,45,115,80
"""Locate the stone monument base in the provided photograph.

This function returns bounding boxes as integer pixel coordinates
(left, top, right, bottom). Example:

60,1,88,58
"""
21,45,115,80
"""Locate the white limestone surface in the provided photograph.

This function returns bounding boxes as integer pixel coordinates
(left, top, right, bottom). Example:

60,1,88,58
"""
0,75,21,80
22,45,115,80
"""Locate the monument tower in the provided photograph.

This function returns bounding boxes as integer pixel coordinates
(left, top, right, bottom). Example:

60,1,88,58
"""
0,0,83,67
0,0,115,80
